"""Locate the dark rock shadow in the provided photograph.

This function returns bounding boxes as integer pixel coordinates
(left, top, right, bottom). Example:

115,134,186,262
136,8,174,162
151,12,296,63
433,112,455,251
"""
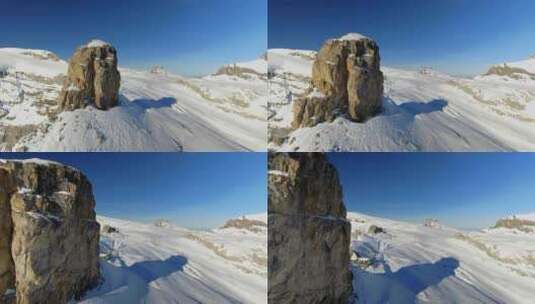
117,94,177,110
353,257,460,304
82,255,187,302
130,97,177,110
381,97,448,118
399,99,448,115
129,255,187,283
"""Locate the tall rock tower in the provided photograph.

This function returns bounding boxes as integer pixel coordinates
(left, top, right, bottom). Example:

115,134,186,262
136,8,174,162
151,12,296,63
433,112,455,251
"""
0,159,100,304
58,40,121,111
268,153,353,303
293,33,384,128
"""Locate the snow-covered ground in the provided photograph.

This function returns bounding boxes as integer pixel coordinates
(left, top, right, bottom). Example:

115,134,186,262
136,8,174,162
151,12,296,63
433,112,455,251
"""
268,48,535,151
0,47,267,151
348,212,535,304
79,214,267,304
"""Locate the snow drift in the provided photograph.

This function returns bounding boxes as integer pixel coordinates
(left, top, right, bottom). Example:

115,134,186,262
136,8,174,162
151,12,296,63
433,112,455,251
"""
80,214,267,304
348,212,535,303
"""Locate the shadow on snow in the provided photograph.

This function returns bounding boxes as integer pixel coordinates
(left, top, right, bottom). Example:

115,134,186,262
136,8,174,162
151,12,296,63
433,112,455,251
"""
82,255,187,302
382,97,448,119
353,257,460,304
398,99,448,115
130,97,177,110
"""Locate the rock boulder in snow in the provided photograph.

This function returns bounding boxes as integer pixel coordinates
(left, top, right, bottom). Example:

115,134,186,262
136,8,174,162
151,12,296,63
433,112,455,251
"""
293,33,384,128
493,216,535,233
0,160,100,304
268,153,353,303
58,40,121,111
368,224,385,234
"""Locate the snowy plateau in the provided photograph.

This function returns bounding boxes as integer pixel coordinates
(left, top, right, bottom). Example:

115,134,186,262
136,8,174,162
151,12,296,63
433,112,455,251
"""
349,212,535,303
268,49,535,151
78,214,267,303
0,47,267,151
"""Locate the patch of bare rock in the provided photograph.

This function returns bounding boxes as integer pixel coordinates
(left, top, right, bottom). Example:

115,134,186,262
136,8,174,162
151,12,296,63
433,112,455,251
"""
58,40,121,111
268,153,353,303
293,33,384,128
0,159,100,304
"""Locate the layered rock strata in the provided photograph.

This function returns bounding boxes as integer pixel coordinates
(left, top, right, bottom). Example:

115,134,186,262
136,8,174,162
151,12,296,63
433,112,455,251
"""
58,40,121,111
268,153,353,303
0,159,100,304
293,33,384,128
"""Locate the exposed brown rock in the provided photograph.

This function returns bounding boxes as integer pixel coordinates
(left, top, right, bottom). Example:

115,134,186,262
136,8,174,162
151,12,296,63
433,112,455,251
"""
101,224,118,234
0,170,15,302
268,153,353,303
221,217,267,233
58,40,121,111
493,217,535,233
293,33,384,128
0,159,100,304
368,224,385,234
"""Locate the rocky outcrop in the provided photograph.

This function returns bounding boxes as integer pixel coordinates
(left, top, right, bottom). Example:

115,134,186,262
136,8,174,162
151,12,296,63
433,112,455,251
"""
215,64,263,77
367,224,385,234
58,40,121,111
293,33,384,128
0,159,100,304
101,224,118,234
493,216,535,233
268,153,353,303
221,216,267,233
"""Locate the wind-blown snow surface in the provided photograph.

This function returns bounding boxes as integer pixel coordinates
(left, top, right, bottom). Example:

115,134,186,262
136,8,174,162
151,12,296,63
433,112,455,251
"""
348,212,535,304
80,214,267,304
0,47,267,151
268,49,535,151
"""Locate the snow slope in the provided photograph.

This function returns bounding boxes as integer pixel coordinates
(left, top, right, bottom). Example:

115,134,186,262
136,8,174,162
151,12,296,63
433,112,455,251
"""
80,214,267,304
268,49,535,151
0,47,267,151
348,212,535,304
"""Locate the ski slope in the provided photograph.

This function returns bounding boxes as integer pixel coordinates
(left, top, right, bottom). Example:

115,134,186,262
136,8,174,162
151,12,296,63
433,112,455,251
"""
268,49,535,152
348,212,535,304
80,214,267,304
0,47,267,151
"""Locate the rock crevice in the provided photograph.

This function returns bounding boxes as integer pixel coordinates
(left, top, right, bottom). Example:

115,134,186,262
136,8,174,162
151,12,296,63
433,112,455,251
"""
293,34,384,128
0,160,100,304
268,153,353,303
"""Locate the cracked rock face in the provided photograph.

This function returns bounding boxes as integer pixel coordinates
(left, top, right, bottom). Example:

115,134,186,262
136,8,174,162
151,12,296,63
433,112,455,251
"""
0,160,100,304
268,153,353,304
58,40,121,111
293,34,384,128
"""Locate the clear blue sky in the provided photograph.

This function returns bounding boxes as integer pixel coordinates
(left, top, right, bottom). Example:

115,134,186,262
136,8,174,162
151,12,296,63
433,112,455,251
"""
0,0,266,76
328,153,535,229
0,153,266,229
269,0,535,76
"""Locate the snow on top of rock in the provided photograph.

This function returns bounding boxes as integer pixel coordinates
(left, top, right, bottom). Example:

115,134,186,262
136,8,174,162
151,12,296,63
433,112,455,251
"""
0,158,69,168
337,33,370,41
85,39,111,48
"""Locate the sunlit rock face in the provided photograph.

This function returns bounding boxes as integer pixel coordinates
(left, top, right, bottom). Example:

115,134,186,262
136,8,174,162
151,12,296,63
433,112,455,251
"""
0,159,100,304
58,40,121,111
293,33,384,128
268,153,353,303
